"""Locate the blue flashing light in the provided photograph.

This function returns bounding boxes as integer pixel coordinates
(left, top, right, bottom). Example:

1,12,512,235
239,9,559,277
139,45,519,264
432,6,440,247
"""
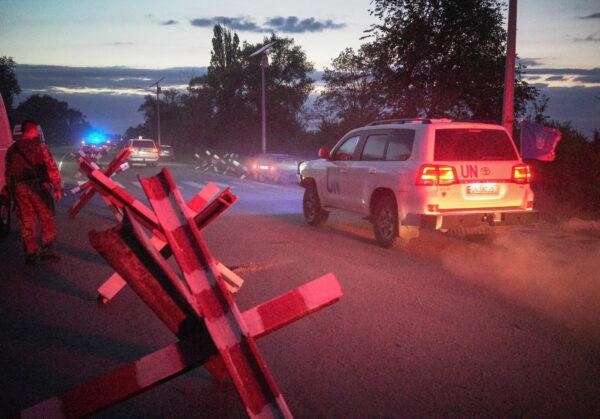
86,132,106,145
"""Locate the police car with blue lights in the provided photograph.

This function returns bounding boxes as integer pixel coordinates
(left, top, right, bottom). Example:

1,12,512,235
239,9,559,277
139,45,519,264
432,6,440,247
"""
298,118,538,247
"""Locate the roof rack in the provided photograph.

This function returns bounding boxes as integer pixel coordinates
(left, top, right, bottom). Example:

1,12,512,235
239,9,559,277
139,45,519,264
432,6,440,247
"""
367,118,452,126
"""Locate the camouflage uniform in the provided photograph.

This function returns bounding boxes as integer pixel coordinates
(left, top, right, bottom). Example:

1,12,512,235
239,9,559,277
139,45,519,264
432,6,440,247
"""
5,135,62,262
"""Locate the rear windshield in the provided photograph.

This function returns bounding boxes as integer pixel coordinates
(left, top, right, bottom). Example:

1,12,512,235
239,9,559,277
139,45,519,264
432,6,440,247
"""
132,140,155,148
434,129,517,161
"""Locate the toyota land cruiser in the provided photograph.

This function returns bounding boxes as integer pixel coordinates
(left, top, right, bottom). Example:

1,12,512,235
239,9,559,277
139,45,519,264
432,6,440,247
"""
298,119,538,247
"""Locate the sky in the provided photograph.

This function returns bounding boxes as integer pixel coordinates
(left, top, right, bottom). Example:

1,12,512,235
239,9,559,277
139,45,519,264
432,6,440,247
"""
1,0,599,137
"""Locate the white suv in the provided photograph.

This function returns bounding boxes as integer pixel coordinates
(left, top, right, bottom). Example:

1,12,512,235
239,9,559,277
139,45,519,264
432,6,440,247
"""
298,119,538,247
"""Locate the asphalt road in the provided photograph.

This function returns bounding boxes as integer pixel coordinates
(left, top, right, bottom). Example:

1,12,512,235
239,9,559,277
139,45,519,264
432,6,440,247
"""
1,156,599,417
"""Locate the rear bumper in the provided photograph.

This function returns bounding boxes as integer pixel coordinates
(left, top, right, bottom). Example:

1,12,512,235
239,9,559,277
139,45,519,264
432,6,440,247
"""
129,155,158,163
407,210,539,230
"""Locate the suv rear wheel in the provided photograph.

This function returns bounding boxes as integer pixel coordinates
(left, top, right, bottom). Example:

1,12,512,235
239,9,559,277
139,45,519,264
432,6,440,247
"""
303,183,328,226
372,194,398,248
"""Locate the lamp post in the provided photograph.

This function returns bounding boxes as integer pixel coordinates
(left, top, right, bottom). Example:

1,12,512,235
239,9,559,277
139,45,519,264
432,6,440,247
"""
250,42,276,154
502,0,517,138
150,78,164,146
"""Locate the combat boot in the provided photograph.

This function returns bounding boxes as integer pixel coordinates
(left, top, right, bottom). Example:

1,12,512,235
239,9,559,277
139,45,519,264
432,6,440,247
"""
39,242,60,263
25,252,40,266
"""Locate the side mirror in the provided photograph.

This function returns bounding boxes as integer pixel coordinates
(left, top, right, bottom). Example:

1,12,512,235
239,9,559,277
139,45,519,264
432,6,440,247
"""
318,147,331,159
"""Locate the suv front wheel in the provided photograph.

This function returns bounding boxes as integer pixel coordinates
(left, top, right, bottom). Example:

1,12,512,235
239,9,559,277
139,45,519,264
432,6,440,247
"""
303,183,329,226
372,194,398,248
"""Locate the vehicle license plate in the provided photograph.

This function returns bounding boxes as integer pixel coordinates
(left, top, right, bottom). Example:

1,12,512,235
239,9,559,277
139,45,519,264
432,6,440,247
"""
466,183,499,194
259,165,270,170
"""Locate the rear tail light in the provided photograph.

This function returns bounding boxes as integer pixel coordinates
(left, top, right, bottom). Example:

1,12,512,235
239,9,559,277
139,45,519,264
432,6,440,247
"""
252,163,258,169
269,166,275,171
416,164,458,186
129,147,136,152
153,148,159,153
512,164,531,184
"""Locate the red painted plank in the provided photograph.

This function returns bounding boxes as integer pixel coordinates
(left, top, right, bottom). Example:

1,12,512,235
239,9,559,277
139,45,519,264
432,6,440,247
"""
95,182,235,303
243,273,342,339
68,148,130,218
139,168,292,418
20,335,213,419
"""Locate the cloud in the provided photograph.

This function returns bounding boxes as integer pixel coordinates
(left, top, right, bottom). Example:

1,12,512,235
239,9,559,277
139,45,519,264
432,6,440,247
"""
525,67,600,77
191,16,262,32
574,31,600,42
15,64,206,92
545,75,565,81
574,75,600,84
190,16,346,33
265,16,346,33
105,42,134,46
160,19,178,26
578,12,600,19
519,58,543,67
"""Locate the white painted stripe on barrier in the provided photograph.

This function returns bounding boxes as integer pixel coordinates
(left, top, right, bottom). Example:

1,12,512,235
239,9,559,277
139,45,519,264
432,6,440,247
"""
300,273,341,310
134,346,186,388
207,311,242,350
21,396,65,418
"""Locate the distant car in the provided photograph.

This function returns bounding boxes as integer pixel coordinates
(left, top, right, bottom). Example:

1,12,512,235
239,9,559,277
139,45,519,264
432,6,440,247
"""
159,144,175,161
249,153,300,183
126,138,159,166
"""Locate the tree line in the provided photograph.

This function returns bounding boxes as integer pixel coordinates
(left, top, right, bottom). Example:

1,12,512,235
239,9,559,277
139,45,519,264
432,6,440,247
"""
1,57,91,145
126,0,545,155
1,0,598,216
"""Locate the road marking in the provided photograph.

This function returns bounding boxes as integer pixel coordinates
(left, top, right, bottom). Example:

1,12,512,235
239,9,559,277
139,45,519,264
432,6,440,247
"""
184,180,233,190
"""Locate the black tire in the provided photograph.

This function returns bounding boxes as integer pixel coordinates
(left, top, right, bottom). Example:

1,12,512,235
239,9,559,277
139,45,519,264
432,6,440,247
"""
303,184,328,226
0,201,10,237
372,193,398,248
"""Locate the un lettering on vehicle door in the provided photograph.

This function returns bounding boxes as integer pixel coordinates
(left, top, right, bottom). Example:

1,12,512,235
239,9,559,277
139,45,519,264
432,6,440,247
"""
326,167,341,194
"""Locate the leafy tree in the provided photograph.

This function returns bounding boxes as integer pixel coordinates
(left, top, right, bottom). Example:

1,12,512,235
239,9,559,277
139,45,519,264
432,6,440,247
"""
362,0,538,121
188,25,314,152
189,24,247,150
0,56,22,120
315,46,384,142
13,94,91,144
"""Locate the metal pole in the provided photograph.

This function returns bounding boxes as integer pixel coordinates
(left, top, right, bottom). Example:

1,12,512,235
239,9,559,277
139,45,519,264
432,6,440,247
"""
261,54,268,154
156,85,161,147
502,0,517,138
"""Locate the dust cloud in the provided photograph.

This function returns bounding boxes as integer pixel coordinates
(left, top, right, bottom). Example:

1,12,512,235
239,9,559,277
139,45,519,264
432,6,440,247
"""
441,219,600,335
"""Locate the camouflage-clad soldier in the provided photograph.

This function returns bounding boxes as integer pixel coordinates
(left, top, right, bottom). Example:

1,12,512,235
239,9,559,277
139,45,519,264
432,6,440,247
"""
5,120,62,265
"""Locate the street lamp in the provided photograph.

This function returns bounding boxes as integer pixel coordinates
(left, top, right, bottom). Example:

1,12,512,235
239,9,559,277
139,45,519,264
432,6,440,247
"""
250,42,276,154
150,78,164,146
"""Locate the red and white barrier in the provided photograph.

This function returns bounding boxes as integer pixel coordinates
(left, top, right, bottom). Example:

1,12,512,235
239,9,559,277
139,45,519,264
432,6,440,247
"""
30,164,342,417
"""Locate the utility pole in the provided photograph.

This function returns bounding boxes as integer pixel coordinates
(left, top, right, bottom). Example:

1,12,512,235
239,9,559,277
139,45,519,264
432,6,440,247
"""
150,78,164,146
502,0,517,138
250,42,276,154
260,54,268,154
